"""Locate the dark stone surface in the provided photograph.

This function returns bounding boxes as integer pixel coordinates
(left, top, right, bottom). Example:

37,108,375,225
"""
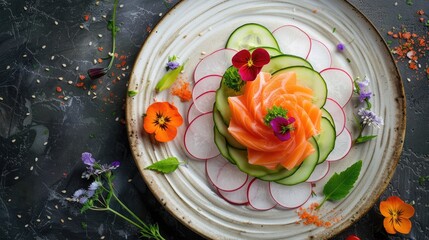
0,0,427,239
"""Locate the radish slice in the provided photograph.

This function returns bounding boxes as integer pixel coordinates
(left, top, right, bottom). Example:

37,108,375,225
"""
206,155,248,192
306,161,330,183
272,25,312,59
193,75,222,103
247,179,277,210
323,98,346,136
193,90,216,113
193,48,237,82
306,39,332,72
218,177,253,205
327,128,352,162
320,68,353,107
186,102,203,124
184,112,220,160
269,182,312,208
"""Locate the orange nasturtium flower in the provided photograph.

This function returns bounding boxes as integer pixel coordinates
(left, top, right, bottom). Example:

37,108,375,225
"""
380,196,415,234
143,102,183,142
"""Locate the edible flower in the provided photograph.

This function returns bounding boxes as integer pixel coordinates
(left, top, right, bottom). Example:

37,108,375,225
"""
380,196,414,234
337,43,345,51
357,108,384,128
232,48,270,81
355,76,372,103
270,117,295,141
166,55,180,70
143,102,183,142
155,56,185,92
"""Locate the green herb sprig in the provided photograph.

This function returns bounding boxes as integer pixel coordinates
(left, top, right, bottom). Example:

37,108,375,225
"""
145,157,181,174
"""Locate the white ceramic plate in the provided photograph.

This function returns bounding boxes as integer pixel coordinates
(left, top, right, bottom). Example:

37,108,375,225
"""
126,1,405,239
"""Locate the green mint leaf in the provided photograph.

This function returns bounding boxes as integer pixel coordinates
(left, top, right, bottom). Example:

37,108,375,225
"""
355,135,377,144
321,160,362,205
145,157,180,174
128,90,138,97
222,66,245,92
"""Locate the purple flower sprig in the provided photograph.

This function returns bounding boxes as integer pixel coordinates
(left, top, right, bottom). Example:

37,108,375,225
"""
68,152,165,240
352,76,383,144
165,55,180,71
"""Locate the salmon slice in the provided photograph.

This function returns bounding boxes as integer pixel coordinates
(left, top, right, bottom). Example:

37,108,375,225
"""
227,71,322,170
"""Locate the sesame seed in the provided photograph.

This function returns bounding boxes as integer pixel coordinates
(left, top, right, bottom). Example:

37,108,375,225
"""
0,97,3,101
63,96,69,101
96,1,100,5
67,81,73,85
36,219,41,222
159,13,162,17
121,73,125,77
11,139,16,143
47,216,51,220
79,24,84,29
30,166,33,171
62,63,67,68
115,117,119,121
98,34,103,38
43,142,48,146
407,78,411,82
7,199,11,202
92,96,97,99
23,6,28,10
42,45,46,49
93,59,97,64
6,65,10,69
26,112,30,116
67,217,72,220
54,205,58,209
51,56,55,60
61,190,67,194
35,157,38,162
31,95,36,99
60,219,64,223
201,51,206,55
92,17,96,21
106,87,111,91
394,2,398,6
89,41,92,46
36,79,40,84
88,91,91,96
58,77,63,81
100,236,105,240
75,66,79,71
119,4,124,8
102,15,106,19
45,68,50,71
93,92,97,96
127,179,132,182
17,214,22,219
25,224,29,228
23,54,27,58
14,176,19,180
54,21,58,25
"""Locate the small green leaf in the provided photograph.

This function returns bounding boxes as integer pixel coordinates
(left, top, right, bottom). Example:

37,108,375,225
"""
332,27,336,33
355,135,377,144
406,0,413,5
319,160,362,207
155,64,184,92
145,157,180,174
128,90,138,97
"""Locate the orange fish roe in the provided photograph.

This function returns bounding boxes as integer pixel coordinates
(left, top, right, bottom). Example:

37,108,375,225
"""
296,202,339,228
171,79,192,102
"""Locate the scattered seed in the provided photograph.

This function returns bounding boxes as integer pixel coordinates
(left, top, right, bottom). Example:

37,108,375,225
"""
93,59,97,64
36,219,41,222
394,2,398,6
127,178,132,182
201,51,206,55
88,91,91,96
63,96,69,101
407,78,411,82
67,217,72,220
198,32,203,36
54,21,58,25
54,205,58,209
36,79,40,84
14,176,19,180
75,66,79,71
6,65,10,69
92,96,97,99
119,4,124,8
45,68,50,71
115,117,119,121
0,97,3,101
62,63,67,68
35,157,38,162
61,190,67,194
92,17,96,21
67,81,73,85
11,139,16,143
17,214,22,219
98,34,103,38
26,112,30,116
43,142,48,146
96,1,100,5
100,236,105,240
31,95,36,99
23,54,27,58
23,6,28,10
46,216,51,220
7,199,11,202
42,45,46,49
106,87,111,91
30,166,33,171
159,13,162,17
102,15,106,19
25,224,29,228
60,219,64,223
79,24,84,29
58,77,64,81
51,56,55,60
89,41,93,46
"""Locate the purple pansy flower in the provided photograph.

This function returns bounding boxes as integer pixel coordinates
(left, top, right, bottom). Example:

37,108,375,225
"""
270,117,295,141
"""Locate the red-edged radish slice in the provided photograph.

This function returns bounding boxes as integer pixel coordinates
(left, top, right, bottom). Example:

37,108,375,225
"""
186,102,203,124
193,48,237,82
193,90,216,113
269,182,312,209
193,75,222,102
327,128,352,162
206,155,248,192
306,161,330,183
320,68,353,107
323,98,346,136
247,179,277,210
306,39,332,72
272,25,312,59
218,177,253,205
184,112,220,160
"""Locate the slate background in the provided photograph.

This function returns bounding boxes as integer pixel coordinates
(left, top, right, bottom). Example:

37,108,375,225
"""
0,0,428,239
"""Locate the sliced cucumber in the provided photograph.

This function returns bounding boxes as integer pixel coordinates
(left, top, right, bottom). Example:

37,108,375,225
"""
227,146,281,178
274,137,319,185
213,107,245,149
321,108,335,127
214,126,235,164
226,23,280,51
258,165,299,181
250,46,282,56
273,66,327,108
315,117,336,164
262,54,313,74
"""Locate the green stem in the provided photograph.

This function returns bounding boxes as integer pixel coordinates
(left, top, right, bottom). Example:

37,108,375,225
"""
317,197,327,210
107,0,118,70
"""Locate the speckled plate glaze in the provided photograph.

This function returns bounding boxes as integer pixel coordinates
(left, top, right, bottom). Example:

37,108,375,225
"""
126,1,405,239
